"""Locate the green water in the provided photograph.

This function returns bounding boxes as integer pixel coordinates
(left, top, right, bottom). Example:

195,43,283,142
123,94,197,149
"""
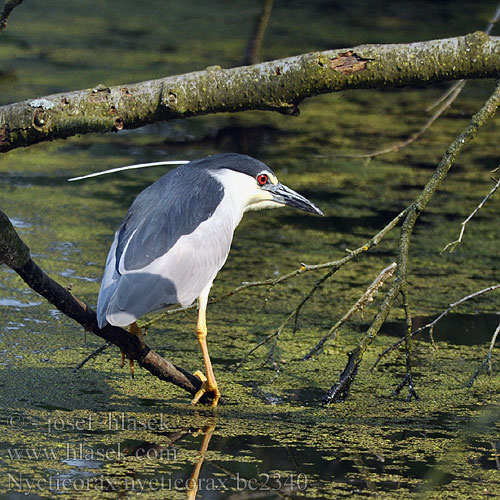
0,1,499,498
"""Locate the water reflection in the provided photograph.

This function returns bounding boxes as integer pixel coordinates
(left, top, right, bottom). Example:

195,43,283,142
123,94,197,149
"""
381,313,500,346
186,425,215,500
2,404,499,499
105,424,447,498
106,423,217,499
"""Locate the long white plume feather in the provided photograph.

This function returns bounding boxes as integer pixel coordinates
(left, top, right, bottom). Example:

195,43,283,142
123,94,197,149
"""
68,160,191,181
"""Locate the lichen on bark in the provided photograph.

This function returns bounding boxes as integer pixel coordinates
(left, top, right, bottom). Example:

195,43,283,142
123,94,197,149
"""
0,33,499,154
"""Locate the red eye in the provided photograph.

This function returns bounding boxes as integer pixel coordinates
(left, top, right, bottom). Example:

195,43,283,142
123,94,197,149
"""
257,174,268,186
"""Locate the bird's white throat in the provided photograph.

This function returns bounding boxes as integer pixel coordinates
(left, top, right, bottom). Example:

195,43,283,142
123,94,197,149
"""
208,169,280,216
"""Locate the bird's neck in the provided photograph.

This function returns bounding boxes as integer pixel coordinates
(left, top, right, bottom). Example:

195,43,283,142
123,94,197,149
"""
208,169,277,221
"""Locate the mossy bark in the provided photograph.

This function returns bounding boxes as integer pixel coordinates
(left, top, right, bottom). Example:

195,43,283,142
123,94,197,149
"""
0,32,499,153
0,209,30,268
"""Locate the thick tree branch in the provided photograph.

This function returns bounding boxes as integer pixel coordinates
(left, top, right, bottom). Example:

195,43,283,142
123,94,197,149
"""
0,0,23,33
0,209,205,400
0,32,499,153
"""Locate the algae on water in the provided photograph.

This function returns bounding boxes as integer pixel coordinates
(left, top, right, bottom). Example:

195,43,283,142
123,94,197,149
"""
1,1,499,498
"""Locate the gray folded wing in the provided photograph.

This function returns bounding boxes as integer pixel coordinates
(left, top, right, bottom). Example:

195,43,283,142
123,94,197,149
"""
97,164,232,328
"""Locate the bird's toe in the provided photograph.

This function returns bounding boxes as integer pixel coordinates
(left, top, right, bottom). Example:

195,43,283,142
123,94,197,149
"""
192,371,220,406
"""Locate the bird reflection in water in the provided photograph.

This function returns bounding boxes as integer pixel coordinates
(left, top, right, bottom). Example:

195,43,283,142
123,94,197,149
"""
121,423,216,500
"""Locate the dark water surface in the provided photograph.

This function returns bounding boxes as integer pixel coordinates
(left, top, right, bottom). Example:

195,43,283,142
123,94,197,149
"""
1,1,499,498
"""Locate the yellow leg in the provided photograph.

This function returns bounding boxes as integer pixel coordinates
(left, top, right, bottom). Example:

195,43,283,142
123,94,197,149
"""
121,322,144,378
191,289,220,407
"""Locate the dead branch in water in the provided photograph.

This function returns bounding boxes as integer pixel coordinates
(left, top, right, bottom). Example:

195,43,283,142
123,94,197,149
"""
0,210,208,402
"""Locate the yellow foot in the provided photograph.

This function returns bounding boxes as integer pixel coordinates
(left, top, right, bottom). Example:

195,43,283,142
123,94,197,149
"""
120,351,136,378
119,322,144,378
191,370,220,407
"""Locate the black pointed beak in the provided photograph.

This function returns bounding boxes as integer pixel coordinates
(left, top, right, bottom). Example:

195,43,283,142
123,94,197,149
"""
265,183,324,216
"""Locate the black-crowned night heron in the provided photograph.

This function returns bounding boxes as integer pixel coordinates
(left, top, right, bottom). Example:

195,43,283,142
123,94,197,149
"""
97,153,323,406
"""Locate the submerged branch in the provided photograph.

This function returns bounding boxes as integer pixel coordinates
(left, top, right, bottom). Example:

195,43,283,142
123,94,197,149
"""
72,343,111,372
232,309,292,375
393,287,420,401
322,80,465,160
371,283,500,370
322,80,500,404
1,32,499,153
229,209,410,374
303,262,396,361
0,209,206,400
467,320,500,388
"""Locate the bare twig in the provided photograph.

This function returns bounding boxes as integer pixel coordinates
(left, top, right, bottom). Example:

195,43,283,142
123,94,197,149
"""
73,343,111,372
441,176,500,253
486,323,500,374
0,0,23,33
233,263,379,375
319,81,464,160
232,210,405,376
322,80,500,404
320,2,500,161
485,2,500,35
372,283,500,370
232,309,294,374
292,267,337,333
303,262,396,360
392,288,420,401
233,261,391,374
426,80,466,112
467,319,500,388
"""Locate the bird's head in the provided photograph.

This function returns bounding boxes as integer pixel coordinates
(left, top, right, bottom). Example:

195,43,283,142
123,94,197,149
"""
244,168,324,216
206,154,324,216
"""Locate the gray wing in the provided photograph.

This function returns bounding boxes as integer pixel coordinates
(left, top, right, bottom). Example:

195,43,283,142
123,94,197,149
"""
97,165,231,328
97,232,121,328
116,165,224,271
